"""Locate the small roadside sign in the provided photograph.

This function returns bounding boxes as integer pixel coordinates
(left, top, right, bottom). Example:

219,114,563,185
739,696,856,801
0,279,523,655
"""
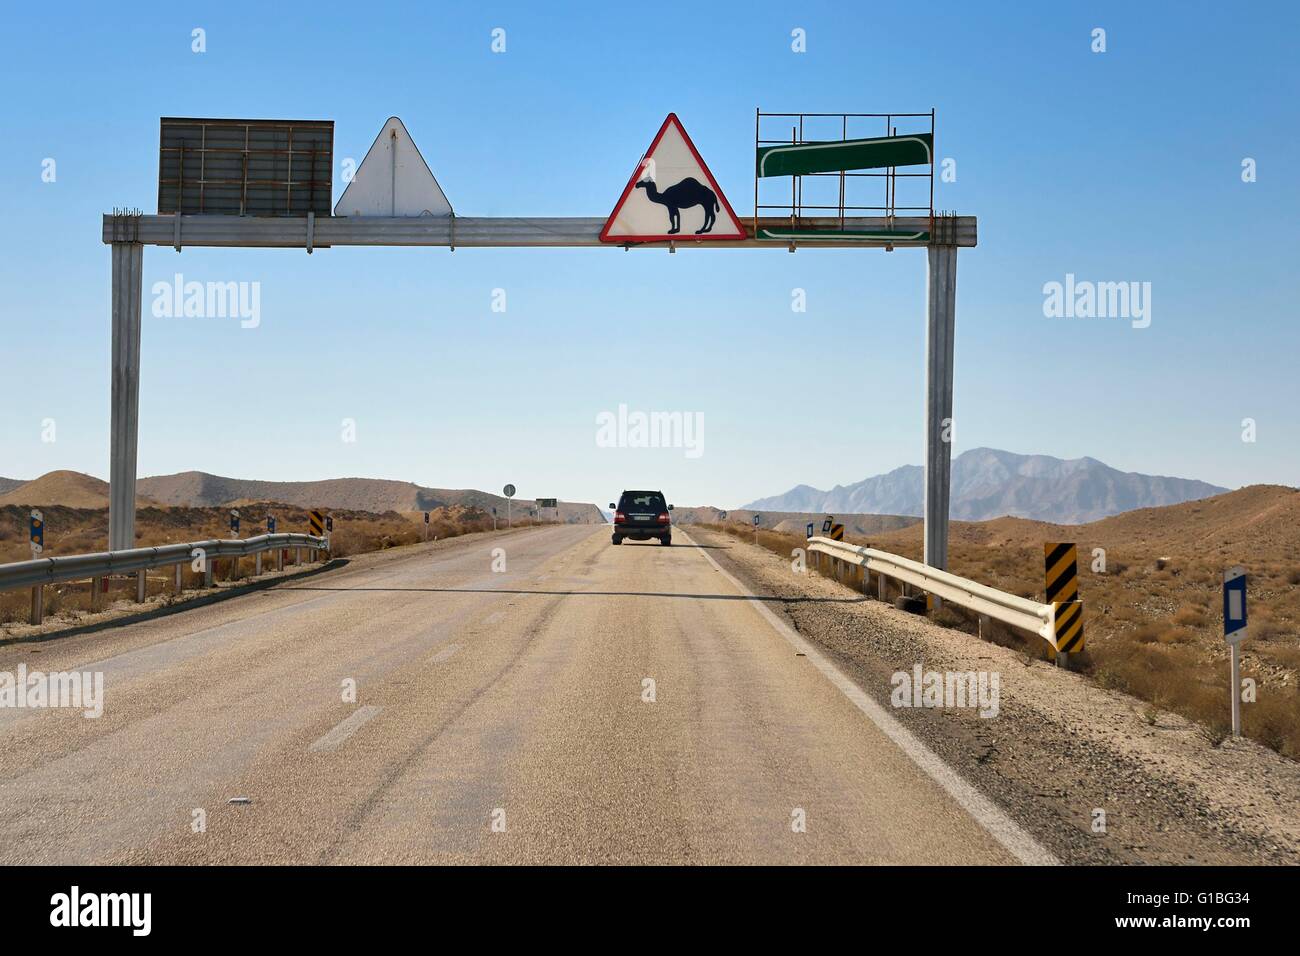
718,510,727,520
806,522,814,538
326,515,334,533
267,515,277,534
230,509,240,536
503,484,516,498
1223,567,1247,645
1224,566,1248,738
537,498,558,509
424,511,430,524
753,514,761,526
309,510,325,536
830,523,845,541
822,516,833,534
29,509,44,555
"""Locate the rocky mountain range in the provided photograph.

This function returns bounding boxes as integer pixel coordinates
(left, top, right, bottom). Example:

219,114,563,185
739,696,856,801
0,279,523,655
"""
742,448,1229,524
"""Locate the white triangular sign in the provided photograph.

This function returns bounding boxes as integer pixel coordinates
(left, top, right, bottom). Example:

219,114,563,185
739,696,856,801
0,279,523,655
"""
600,114,746,242
334,117,453,217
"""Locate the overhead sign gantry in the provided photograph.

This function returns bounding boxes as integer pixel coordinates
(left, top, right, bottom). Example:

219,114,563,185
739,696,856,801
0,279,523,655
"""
102,111,973,574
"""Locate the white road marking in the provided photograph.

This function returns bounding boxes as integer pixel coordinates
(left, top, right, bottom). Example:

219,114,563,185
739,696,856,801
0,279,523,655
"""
680,528,1060,866
308,705,381,753
430,643,463,663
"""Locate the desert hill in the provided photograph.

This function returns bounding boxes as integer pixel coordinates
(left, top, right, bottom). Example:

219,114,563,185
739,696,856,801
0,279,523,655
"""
0,470,156,509
137,471,604,524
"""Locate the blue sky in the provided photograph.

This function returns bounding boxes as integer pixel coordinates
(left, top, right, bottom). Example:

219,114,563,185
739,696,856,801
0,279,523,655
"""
1,0,1296,509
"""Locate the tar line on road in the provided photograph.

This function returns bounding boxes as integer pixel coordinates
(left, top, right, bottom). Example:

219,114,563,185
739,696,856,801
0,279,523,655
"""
680,528,1060,866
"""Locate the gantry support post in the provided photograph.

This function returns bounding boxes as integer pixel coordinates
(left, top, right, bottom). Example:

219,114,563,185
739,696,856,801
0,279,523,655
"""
924,244,957,572
108,230,144,552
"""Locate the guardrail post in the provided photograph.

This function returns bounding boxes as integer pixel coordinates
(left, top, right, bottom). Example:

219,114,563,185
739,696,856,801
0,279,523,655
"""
89,577,100,611
255,552,262,576
204,560,214,588
174,563,182,591
277,549,285,572
877,573,887,601
135,569,146,602
295,547,301,565
30,585,43,625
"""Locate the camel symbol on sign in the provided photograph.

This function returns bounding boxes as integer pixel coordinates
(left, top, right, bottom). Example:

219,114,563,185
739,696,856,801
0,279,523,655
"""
599,114,744,243
635,175,720,235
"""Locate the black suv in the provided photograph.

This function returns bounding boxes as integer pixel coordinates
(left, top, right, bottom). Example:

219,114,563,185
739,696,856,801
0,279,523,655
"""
610,490,673,546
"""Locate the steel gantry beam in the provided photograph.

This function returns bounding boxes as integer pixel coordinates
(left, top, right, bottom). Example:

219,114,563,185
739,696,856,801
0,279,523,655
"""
102,213,974,565
104,214,976,250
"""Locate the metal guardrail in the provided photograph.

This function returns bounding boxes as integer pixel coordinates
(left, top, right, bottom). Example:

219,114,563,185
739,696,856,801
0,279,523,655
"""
806,536,1055,645
0,533,328,591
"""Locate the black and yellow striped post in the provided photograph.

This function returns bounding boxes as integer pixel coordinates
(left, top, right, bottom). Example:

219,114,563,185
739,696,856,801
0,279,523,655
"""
309,509,325,561
1045,542,1084,664
830,523,845,541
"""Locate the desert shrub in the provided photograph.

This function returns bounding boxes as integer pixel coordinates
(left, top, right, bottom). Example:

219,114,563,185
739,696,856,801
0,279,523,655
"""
1173,605,1207,627
1128,621,1197,645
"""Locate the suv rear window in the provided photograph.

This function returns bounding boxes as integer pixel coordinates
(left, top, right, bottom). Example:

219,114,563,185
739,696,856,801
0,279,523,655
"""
620,492,666,513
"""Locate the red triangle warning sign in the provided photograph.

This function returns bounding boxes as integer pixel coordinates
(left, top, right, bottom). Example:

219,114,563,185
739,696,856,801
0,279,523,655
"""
600,114,747,243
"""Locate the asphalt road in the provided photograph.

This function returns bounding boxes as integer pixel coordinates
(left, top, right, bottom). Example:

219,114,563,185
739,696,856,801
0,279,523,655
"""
0,525,1047,864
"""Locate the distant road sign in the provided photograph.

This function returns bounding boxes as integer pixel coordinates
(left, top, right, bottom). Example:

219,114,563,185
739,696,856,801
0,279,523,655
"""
29,510,44,555
829,523,845,541
718,510,727,520
806,522,814,538
230,509,240,535
753,514,761,526
537,498,558,509
424,512,430,524
822,517,834,534
325,515,334,533
1224,567,1248,644
309,510,325,536
267,515,277,534
503,484,516,498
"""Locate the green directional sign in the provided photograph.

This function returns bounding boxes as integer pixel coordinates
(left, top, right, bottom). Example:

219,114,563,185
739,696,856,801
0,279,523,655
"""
756,226,930,243
756,133,933,178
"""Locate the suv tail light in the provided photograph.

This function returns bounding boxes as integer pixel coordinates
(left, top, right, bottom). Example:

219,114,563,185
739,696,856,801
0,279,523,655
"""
657,512,670,524
614,510,627,524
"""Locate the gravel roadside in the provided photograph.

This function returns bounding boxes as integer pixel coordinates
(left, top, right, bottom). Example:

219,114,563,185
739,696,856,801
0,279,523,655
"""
686,525,1300,865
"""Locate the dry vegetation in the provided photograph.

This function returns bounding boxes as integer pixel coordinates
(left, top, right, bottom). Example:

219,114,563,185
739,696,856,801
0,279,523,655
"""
0,501,499,629
694,484,1300,761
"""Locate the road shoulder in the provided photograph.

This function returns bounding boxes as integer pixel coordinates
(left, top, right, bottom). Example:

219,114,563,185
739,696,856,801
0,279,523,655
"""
685,525,1300,865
